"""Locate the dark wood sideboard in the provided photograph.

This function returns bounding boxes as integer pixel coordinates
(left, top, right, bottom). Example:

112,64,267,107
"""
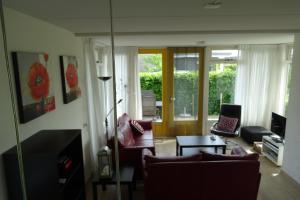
3,129,86,200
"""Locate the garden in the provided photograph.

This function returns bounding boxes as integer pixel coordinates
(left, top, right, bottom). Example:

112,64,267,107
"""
140,67,236,116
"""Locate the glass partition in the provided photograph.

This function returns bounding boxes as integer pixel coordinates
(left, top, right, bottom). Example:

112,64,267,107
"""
0,2,27,200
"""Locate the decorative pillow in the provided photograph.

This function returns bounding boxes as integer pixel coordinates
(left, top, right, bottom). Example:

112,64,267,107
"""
200,150,259,161
217,115,239,132
130,120,145,135
144,153,203,166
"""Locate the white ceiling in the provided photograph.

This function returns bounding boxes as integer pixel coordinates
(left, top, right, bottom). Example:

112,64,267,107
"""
4,0,299,45
94,33,294,46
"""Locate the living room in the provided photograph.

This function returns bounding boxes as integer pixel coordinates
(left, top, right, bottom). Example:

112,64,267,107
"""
1,1,300,200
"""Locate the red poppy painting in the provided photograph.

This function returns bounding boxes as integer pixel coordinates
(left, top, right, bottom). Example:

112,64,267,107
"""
27,62,50,101
12,52,56,123
59,55,81,104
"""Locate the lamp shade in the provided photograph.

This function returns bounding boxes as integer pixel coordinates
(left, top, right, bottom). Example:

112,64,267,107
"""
98,76,112,81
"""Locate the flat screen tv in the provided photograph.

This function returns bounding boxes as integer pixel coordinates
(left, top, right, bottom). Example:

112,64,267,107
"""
271,112,286,139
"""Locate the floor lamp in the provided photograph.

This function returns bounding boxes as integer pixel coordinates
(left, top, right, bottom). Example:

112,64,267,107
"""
104,99,123,144
98,76,112,144
106,0,121,198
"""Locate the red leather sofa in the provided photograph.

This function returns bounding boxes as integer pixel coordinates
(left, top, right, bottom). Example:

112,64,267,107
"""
108,113,155,179
142,149,261,200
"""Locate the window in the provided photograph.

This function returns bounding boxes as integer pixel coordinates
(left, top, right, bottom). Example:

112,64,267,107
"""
208,48,238,119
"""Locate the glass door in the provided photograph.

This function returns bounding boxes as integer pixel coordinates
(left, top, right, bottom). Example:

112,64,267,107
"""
138,48,168,137
166,47,205,136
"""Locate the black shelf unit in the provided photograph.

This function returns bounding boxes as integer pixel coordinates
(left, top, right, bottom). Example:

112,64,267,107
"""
3,129,86,200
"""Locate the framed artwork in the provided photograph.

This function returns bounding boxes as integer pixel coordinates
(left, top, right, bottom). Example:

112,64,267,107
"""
12,51,56,123
59,55,81,104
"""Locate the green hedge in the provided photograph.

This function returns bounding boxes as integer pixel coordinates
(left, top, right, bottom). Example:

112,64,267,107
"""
140,72,162,101
208,68,236,115
140,68,236,115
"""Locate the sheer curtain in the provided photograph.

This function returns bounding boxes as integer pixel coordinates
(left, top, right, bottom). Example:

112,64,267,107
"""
235,44,289,128
83,39,106,170
104,46,142,119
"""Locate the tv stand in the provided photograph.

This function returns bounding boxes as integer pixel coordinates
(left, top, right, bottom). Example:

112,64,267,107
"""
262,135,284,166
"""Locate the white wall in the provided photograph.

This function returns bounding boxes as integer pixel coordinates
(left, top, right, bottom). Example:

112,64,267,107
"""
282,33,300,184
0,7,91,200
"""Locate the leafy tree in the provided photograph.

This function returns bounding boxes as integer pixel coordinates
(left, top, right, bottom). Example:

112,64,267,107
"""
143,54,162,72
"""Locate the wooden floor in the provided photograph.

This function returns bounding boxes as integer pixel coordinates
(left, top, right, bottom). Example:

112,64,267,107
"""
86,137,300,200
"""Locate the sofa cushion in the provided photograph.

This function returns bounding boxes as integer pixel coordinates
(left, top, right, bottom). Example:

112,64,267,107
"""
130,120,145,135
201,151,259,161
217,115,239,132
117,123,135,146
144,153,203,165
117,113,131,127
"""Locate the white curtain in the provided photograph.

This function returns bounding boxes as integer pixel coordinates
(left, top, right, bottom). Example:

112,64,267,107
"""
235,44,289,128
104,46,142,119
83,39,106,171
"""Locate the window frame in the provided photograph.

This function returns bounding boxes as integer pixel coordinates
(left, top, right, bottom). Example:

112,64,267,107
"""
207,46,239,120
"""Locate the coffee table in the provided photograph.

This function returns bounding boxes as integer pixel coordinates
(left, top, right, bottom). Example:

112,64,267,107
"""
92,166,135,200
176,135,226,156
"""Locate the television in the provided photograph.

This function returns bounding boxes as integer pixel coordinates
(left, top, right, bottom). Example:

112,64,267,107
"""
271,112,286,139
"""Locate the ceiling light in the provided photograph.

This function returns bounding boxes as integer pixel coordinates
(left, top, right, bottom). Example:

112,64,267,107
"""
204,0,222,9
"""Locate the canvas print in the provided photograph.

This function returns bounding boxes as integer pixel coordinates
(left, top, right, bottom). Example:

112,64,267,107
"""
59,55,81,104
12,51,56,123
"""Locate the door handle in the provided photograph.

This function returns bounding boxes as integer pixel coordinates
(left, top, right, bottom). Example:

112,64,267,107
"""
170,97,176,102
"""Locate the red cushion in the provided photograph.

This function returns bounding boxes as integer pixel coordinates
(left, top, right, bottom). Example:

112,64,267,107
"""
145,153,203,165
130,120,145,135
201,151,259,161
217,115,239,132
136,120,152,130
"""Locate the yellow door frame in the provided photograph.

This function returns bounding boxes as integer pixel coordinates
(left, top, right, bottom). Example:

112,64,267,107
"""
138,48,168,137
138,47,205,137
167,47,205,136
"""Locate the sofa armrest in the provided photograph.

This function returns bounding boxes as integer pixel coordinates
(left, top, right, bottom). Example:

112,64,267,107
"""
142,148,154,166
142,148,153,179
142,148,154,157
211,122,218,129
136,120,152,130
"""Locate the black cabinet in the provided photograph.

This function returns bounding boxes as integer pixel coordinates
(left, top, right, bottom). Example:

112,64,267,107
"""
3,129,86,200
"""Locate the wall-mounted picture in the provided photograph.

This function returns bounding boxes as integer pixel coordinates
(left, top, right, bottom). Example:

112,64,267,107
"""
12,51,56,123
59,55,81,104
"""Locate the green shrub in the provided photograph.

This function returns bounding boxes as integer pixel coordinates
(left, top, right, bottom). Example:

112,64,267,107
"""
140,68,236,116
208,68,236,115
140,72,162,101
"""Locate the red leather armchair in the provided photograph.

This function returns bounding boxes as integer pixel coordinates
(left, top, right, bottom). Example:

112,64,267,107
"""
108,113,155,179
